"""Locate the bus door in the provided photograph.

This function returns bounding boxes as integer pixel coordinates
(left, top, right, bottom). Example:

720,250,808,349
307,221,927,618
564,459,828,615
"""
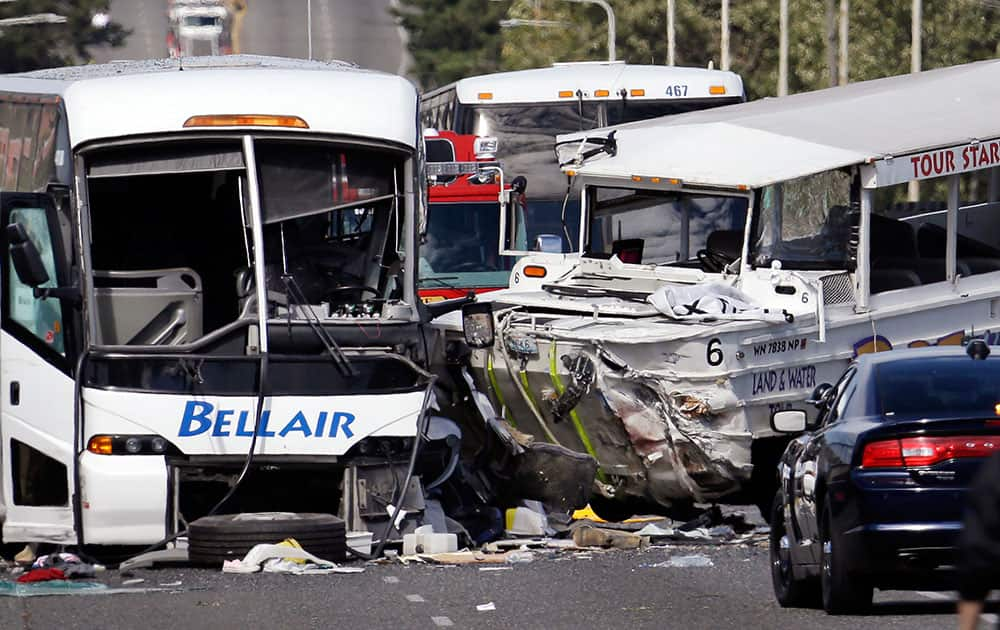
0,192,77,543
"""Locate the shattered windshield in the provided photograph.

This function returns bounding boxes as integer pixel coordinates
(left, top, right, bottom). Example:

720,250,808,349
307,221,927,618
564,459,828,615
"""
255,140,404,311
587,188,748,266
751,170,854,270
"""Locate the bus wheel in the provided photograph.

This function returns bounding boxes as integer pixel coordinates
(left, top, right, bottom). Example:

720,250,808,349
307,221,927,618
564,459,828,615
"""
188,512,347,566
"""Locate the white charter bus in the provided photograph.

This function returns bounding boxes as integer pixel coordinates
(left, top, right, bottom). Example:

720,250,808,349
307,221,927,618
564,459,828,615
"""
0,56,451,552
419,62,745,292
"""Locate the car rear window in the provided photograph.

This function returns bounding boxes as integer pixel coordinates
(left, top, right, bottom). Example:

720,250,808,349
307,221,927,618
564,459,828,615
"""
877,356,1000,418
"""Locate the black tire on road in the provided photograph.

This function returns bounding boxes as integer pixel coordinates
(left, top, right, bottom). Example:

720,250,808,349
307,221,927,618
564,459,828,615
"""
769,494,820,608
820,503,873,614
188,512,347,566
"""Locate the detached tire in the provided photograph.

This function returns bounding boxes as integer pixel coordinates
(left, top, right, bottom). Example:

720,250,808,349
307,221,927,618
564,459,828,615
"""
820,504,872,614
188,512,347,566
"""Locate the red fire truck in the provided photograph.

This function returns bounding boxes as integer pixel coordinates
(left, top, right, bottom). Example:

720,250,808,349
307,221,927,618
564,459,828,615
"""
419,130,521,302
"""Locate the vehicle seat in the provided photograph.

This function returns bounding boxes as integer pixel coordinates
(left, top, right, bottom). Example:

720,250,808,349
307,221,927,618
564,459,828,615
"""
705,229,743,261
611,238,644,264
869,268,921,294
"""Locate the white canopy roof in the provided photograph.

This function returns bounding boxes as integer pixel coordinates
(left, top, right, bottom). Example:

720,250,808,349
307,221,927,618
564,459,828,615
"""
558,59,1000,189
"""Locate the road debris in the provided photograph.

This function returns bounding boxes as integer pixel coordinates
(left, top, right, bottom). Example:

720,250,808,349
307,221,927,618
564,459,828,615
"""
477,601,497,612
572,525,645,550
220,540,364,575
643,555,715,568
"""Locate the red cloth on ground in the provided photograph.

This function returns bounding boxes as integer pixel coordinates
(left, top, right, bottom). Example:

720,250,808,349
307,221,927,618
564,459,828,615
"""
16,567,66,583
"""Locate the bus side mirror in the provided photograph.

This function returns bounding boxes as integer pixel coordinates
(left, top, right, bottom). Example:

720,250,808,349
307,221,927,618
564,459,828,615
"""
6,222,49,288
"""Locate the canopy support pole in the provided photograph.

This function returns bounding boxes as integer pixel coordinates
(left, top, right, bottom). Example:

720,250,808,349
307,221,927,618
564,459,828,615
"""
856,188,872,313
946,174,959,282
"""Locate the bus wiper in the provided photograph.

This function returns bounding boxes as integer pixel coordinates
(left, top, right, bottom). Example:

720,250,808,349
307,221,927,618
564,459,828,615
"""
556,130,617,168
279,274,356,378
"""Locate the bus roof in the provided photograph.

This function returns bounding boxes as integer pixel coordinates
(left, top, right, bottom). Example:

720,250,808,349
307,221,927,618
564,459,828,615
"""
558,58,1000,190
1,55,419,149
426,61,744,105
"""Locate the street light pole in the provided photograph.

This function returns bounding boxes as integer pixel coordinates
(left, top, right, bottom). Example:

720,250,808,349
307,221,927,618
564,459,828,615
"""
778,0,788,96
563,0,615,62
667,0,675,65
307,0,313,60
721,0,730,71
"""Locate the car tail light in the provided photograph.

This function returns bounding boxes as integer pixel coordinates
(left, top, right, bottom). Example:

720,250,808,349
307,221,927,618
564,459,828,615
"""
862,435,1000,468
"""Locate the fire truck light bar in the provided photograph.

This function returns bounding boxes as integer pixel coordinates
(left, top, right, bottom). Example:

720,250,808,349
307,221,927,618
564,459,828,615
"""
426,161,499,176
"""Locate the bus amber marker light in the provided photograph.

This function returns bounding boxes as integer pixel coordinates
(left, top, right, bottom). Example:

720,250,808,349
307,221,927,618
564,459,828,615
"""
709,85,727,95
183,115,309,129
523,265,546,278
594,89,610,97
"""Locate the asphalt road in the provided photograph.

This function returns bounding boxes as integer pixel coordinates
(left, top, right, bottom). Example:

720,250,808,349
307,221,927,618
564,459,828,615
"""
2,542,993,630
90,1,409,75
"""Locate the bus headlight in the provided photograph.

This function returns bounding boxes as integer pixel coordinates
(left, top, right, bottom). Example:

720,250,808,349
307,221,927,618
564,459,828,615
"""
87,435,178,455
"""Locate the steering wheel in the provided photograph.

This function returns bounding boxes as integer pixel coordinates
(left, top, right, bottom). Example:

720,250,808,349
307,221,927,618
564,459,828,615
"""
697,248,735,273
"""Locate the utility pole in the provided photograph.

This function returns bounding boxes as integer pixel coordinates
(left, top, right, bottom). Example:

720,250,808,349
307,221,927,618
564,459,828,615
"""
826,0,837,87
909,0,922,201
778,0,788,96
721,0,730,71
838,0,848,85
667,0,675,66
307,0,313,60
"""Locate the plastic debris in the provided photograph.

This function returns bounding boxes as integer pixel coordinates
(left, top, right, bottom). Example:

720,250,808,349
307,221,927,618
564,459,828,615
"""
644,554,715,568
121,578,144,586
504,507,547,537
570,504,608,523
476,602,497,612
402,525,458,555
221,542,363,575
504,550,535,564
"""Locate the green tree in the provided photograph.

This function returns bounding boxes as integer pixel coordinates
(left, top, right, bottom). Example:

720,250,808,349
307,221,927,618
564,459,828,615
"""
394,0,512,90
398,0,1000,99
0,0,128,73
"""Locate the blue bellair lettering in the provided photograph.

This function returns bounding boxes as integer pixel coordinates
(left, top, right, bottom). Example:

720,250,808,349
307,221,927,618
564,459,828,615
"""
258,410,275,437
279,411,313,437
213,409,234,437
235,410,254,437
180,401,214,436
330,412,355,438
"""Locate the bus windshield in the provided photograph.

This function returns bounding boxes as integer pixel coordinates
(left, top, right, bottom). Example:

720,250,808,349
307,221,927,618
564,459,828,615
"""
420,201,515,289
461,97,741,252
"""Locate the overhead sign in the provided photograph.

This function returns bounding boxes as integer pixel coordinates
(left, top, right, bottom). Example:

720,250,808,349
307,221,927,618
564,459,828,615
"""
870,137,1000,187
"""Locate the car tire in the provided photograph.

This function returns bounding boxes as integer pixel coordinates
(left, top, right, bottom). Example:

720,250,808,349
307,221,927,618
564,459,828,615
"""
188,512,347,566
820,503,872,614
769,494,819,607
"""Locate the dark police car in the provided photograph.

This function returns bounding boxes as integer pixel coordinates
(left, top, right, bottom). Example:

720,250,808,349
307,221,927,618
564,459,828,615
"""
769,341,1000,614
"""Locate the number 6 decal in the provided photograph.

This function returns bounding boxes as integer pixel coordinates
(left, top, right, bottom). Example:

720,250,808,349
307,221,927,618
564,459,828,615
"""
707,338,723,366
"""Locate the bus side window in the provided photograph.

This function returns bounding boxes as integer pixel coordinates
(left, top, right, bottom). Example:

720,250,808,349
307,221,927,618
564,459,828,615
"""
6,207,64,355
